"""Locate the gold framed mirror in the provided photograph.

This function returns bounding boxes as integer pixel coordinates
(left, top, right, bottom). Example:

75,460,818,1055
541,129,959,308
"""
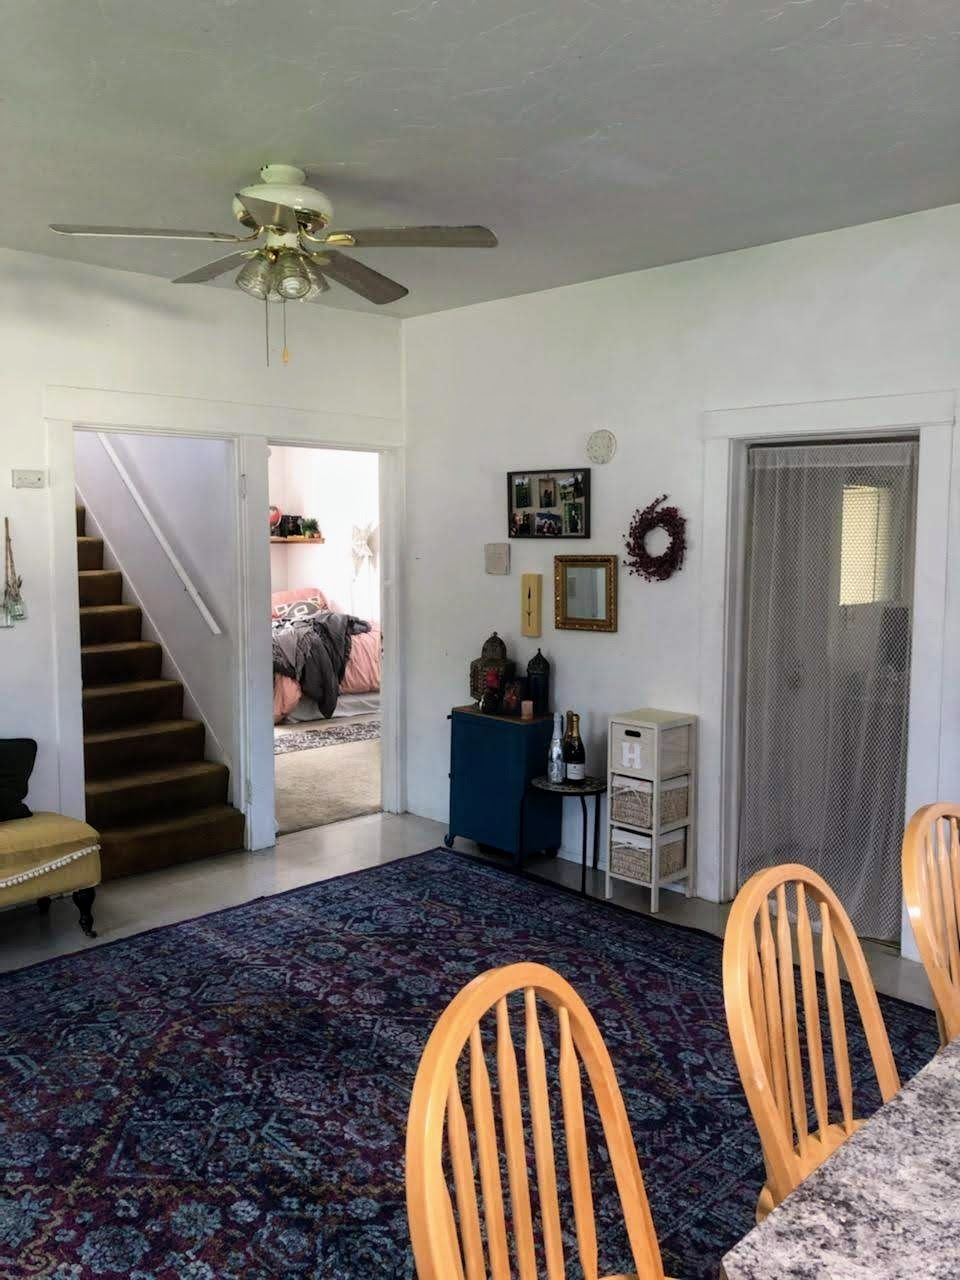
554,555,618,632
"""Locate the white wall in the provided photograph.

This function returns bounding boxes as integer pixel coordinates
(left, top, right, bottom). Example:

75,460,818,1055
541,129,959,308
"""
268,446,380,621
402,202,960,889
0,246,400,815
74,430,238,770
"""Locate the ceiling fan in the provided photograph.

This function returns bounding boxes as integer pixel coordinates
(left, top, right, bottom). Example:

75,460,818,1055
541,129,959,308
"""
50,163,497,307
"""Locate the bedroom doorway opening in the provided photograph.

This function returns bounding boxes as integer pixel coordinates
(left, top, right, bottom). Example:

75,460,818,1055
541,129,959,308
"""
269,444,382,835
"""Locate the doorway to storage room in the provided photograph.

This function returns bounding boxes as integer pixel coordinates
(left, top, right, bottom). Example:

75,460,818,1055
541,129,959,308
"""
269,444,382,835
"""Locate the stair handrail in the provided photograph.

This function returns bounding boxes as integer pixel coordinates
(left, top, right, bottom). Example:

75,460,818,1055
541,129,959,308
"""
95,433,222,636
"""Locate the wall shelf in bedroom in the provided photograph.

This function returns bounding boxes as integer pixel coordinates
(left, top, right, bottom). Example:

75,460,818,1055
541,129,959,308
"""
270,536,326,544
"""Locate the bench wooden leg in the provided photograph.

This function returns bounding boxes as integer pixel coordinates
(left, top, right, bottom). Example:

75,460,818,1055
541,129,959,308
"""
72,887,97,938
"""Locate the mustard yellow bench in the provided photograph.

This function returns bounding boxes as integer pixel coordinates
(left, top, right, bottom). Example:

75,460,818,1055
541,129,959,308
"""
0,812,101,937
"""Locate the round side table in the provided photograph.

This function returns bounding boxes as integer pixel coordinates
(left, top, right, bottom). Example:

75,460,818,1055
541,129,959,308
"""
530,776,607,895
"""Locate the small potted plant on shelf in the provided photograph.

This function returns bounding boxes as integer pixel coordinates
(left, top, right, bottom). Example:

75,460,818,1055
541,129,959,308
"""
301,518,322,541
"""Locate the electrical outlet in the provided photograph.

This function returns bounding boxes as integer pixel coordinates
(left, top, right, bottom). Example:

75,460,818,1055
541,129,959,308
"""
11,469,46,489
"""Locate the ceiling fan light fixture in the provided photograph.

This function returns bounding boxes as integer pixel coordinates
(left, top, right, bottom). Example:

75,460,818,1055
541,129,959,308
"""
274,249,311,300
302,256,329,301
235,253,274,300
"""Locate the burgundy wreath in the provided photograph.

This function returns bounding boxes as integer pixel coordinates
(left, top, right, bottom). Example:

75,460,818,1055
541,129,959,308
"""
624,494,687,582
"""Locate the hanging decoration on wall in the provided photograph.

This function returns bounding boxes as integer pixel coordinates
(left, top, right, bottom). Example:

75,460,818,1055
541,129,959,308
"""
484,543,511,575
623,494,687,583
2,517,26,626
352,523,378,577
520,572,542,637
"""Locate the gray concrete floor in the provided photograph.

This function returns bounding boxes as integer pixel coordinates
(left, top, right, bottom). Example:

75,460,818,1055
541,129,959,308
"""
0,815,937,1012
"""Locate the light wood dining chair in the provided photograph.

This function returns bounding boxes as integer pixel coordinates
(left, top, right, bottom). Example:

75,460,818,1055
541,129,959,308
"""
406,962,668,1280
722,864,900,1221
902,802,960,1045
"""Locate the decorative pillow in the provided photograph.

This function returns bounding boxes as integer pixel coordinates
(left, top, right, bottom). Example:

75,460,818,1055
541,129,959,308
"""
271,587,330,620
0,739,38,821
273,596,327,624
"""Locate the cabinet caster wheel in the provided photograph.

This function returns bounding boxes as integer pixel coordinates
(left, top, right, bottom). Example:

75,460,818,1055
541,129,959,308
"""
443,833,455,849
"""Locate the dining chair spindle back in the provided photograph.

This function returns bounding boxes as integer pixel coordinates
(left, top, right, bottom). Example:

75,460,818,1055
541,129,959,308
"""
902,802,960,1044
406,962,668,1280
723,864,900,1219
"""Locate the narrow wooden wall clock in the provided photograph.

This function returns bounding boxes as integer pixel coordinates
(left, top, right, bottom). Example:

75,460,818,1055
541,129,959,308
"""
521,573,542,637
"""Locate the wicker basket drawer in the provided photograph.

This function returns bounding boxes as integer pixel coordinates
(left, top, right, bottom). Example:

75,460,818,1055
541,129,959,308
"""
609,828,686,884
610,777,653,828
610,775,689,829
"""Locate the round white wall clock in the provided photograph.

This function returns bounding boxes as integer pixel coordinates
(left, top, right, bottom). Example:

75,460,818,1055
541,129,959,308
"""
586,428,617,464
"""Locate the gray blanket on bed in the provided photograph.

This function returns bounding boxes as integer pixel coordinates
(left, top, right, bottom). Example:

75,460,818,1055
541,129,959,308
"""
272,610,371,718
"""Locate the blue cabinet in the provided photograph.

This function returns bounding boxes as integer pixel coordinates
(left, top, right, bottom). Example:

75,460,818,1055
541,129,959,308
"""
445,706,562,861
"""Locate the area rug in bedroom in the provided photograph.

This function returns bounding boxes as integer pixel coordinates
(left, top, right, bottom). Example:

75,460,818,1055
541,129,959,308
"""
273,719,381,755
0,852,938,1279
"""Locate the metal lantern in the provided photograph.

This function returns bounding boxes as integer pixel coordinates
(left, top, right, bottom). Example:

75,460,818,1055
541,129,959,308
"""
526,647,551,715
469,632,515,704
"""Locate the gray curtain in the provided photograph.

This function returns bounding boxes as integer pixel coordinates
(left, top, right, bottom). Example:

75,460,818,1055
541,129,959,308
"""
738,440,917,941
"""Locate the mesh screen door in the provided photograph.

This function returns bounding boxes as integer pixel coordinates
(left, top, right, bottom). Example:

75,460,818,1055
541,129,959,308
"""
738,439,918,941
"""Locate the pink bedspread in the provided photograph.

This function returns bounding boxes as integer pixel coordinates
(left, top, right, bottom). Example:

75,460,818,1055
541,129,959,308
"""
272,586,380,721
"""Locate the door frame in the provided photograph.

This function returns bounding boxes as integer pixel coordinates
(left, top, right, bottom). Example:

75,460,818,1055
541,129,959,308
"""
45,385,404,851
250,437,403,847
699,390,956,959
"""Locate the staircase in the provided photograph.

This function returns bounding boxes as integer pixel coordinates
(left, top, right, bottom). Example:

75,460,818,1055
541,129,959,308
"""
77,504,246,880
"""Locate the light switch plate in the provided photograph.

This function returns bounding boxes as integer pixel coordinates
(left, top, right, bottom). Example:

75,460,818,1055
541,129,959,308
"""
12,469,46,489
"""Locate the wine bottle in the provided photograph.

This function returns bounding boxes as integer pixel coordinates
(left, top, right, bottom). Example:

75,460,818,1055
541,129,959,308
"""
563,711,586,782
547,711,565,784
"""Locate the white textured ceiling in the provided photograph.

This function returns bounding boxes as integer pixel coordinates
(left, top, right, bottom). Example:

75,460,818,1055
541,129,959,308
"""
4,0,960,316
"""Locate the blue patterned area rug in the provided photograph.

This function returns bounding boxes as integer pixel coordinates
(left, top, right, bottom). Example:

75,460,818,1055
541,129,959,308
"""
0,851,939,1279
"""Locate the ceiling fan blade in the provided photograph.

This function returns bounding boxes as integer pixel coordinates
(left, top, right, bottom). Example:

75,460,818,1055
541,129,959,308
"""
171,250,256,285
234,193,300,235
49,224,254,242
315,250,408,304
323,225,497,249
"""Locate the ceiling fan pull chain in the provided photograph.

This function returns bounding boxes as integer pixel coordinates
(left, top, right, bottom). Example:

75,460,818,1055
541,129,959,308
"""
264,296,270,367
282,298,290,365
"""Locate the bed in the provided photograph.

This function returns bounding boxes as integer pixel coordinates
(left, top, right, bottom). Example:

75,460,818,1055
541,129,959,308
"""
272,586,381,723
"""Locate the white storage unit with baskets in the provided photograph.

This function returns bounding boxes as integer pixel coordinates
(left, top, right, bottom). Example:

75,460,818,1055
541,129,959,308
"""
605,708,697,911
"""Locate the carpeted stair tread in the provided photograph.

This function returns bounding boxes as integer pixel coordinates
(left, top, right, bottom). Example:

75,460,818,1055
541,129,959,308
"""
80,640,163,685
76,536,104,570
79,604,143,645
82,679,184,730
96,804,246,880
76,494,244,877
78,569,123,606
84,719,205,778
85,760,229,827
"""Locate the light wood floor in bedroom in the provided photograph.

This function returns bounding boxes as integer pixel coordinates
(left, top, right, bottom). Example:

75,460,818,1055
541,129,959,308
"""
273,712,381,834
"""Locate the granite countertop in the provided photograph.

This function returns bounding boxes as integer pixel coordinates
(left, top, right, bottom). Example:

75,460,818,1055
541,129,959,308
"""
721,1035,960,1280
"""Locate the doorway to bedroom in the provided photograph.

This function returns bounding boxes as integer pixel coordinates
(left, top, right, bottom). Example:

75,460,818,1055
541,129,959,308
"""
269,444,382,835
